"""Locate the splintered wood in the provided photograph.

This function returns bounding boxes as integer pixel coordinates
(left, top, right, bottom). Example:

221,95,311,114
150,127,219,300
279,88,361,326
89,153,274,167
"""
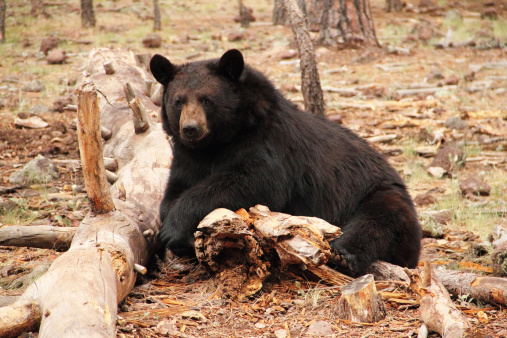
194,205,352,300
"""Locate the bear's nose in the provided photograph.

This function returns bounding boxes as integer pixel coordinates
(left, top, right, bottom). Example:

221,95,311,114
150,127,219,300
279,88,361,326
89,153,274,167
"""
181,123,200,139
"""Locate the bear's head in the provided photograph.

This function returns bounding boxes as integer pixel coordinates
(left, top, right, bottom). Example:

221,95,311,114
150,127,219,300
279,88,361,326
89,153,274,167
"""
150,49,265,149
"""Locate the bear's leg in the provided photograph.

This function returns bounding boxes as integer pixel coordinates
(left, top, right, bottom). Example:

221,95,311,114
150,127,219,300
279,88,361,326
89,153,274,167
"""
329,186,421,277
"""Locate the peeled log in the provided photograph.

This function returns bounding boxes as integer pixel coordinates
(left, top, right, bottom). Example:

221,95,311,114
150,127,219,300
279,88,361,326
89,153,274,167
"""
337,274,386,323
409,264,471,338
433,267,507,307
0,225,76,251
0,48,171,337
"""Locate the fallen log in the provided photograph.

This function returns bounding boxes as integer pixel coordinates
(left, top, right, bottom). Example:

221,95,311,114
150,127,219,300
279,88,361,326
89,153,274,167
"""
0,48,170,337
408,262,471,338
0,225,76,251
330,99,438,111
195,205,352,300
433,267,507,307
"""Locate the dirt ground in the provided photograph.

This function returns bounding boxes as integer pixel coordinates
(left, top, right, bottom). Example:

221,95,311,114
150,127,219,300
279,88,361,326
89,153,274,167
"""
1,0,506,337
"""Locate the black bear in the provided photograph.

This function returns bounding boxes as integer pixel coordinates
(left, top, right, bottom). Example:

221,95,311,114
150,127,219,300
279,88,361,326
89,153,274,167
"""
150,49,421,276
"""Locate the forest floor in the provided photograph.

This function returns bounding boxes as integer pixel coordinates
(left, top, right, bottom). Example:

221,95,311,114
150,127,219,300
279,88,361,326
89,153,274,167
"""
0,0,506,337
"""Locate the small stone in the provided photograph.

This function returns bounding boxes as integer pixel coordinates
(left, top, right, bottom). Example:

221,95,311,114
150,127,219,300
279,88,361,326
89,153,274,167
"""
444,75,459,86
8,154,59,184
274,329,288,338
47,50,67,64
14,116,49,129
227,31,244,42
427,166,447,179
279,49,297,60
155,319,178,335
306,321,334,336
444,116,467,130
414,192,437,206
488,224,507,249
293,299,306,306
419,0,436,7
427,68,444,81
429,145,465,173
142,33,162,48
23,80,45,92
40,36,58,55
53,96,73,112
481,8,498,20
460,176,491,196
254,322,266,329
418,25,434,41
30,104,50,114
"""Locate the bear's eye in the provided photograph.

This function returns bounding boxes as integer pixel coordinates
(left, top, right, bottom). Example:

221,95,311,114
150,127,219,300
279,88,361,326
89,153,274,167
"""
174,98,183,107
200,97,212,106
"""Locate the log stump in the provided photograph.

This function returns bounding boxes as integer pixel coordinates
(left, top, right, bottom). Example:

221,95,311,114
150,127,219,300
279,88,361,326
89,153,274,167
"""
337,274,386,323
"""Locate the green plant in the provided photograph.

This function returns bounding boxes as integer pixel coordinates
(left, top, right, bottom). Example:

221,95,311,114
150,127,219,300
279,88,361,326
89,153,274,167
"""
54,214,71,227
0,198,38,225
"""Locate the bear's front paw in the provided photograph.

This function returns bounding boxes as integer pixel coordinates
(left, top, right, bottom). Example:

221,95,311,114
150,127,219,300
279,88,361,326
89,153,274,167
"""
167,237,196,257
328,245,363,277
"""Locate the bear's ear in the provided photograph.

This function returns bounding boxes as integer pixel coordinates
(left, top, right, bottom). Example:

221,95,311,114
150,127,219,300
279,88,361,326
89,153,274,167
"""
150,54,175,86
218,49,244,81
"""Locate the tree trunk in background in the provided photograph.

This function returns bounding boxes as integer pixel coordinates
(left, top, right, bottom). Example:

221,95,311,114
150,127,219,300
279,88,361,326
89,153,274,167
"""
274,0,380,48
81,0,96,28
281,0,325,117
153,0,161,31
30,0,44,17
0,0,5,43
385,0,403,12
274,0,306,25
238,0,251,28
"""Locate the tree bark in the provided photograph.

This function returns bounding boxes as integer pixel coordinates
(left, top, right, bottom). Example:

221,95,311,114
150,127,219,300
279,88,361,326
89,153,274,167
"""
153,0,161,31
409,263,471,338
77,84,115,214
81,0,96,28
385,0,403,12
275,0,380,48
280,0,325,117
0,225,76,251
0,0,5,43
238,0,251,28
0,48,171,337
30,0,45,17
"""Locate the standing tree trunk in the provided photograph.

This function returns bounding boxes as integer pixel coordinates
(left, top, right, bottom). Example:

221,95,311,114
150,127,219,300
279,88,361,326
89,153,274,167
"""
385,0,403,12
274,0,380,47
274,0,305,25
281,0,325,117
81,0,96,28
238,0,251,28
153,0,161,31
0,0,5,43
30,0,45,17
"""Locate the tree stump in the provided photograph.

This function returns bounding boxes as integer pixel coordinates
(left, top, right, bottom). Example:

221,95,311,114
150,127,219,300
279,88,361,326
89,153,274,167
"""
337,274,386,323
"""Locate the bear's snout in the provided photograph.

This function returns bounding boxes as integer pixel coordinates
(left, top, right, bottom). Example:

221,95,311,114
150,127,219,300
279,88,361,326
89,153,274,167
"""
179,102,208,142
181,122,201,140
